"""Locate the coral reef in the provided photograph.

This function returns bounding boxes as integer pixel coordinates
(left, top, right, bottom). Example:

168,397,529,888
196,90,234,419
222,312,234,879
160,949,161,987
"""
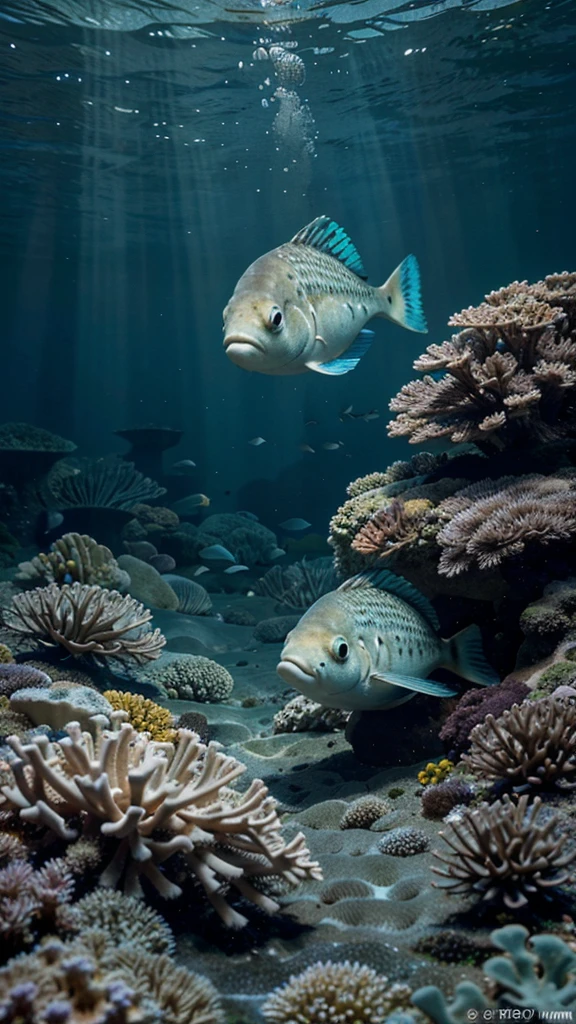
16,533,130,592
117,554,179,611
420,779,473,820
261,960,413,1023
0,856,74,947
434,472,576,576
516,578,576,670
253,615,301,644
149,654,234,703
414,929,493,966
0,720,321,927
412,924,576,1016
0,663,51,699
162,574,212,615
65,890,174,955
273,695,350,734
340,795,391,830
432,794,574,908
352,498,433,562
388,273,576,451
0,644,13,664
198,513,280,566
253,557,337,610
461,696,576,789
126,503,180,536
439,679,530,759
48,456,166,511
10,683,112,732
0,696,32,741
3,582,165,664
378,828,430,857
102,690,176,742
417,760,454,786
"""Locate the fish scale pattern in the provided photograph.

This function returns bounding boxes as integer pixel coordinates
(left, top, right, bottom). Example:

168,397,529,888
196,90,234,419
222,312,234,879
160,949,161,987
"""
277,244,376,302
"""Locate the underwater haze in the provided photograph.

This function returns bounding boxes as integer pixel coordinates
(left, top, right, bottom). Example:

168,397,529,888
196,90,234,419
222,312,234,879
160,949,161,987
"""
1,0,576,1021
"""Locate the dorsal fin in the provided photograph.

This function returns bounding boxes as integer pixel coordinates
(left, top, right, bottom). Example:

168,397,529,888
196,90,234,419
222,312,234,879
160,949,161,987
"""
338,569,440,632
290,216,367,279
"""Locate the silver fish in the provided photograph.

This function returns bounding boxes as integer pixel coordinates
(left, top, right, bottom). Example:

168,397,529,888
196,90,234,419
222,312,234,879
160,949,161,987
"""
199,544,236,563
223,215,427,377
249,436,267,446
279,518,311,531
277,569,498,711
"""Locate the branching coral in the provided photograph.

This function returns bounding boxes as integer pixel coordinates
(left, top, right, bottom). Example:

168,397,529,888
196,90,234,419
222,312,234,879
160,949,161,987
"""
3,582,165,664
16,533,130,592
461,696,576,789
48,457,166,510
412,924,576,1017
102,690,176,742
431,794,575,909
149,654,234,703
253,557,337,609
0,719,321,928
351,499,433,562
388,273,576,451
0,856,74,947
261,960,412,1023
434,472,576,576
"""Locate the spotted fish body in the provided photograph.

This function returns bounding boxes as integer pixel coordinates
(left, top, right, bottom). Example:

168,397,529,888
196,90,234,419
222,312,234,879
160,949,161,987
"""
277,570,498,711
223,216,427,377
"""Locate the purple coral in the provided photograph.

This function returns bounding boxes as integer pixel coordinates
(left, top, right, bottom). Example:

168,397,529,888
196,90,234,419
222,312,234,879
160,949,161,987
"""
0,663,51,698
439,678,530,759
0,857,74,948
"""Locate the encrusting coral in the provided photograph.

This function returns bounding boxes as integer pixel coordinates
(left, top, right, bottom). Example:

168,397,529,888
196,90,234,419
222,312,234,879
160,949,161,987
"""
412,924,576,1017
388,272,576,451
3,582,165,665
0,718,321,928
102,690,176,743
434,471,576,576
431,794,575,909
261,960,413,1023
16,533,131,592
149,654,234,703
461,696,576,789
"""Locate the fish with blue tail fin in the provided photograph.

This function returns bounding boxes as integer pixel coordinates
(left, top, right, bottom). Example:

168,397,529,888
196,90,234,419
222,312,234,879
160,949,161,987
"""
223,215,427,377
277,569,499,711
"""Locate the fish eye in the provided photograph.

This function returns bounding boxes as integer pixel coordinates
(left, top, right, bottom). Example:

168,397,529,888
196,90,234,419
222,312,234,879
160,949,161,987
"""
331,637,349,662
268,306,283,331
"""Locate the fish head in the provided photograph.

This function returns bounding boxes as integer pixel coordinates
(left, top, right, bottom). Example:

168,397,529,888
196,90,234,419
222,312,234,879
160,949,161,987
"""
223,254,313,374
277,597,371,709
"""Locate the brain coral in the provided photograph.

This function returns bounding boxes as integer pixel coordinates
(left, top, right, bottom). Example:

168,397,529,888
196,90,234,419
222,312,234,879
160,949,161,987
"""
150,654,234,702
261,960,412,1023
103,689,176,742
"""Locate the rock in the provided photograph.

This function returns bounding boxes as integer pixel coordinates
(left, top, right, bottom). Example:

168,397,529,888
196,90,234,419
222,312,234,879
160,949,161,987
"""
10,683,113,732
117,554,179,611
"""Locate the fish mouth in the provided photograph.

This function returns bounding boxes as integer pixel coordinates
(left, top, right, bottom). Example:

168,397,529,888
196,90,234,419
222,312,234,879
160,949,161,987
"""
277,657,317,689
224,334,266,354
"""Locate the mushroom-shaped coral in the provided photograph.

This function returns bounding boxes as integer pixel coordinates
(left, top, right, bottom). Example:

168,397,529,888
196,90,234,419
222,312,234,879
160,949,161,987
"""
461,696,576,789
261,960,412,1023
3,582,165,665
388,274,576,451
0,720,321,928
16,533,131,592
431,794,575,909
149,654,234,703
102,690,176,742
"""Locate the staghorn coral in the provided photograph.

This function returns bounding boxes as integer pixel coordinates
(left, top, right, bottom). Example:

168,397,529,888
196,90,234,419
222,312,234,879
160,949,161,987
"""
417,760,454,787
0,719,321,928
434,472,576,576
461,696,576,789
439,678,530,758
149,654,234,703
16,533,130,592
273,695,349,734
388,274,576,451
340,795,391,830
253,557,337,610
0,663,51,698
420,778,473,820
48,457,166,511
3,582,165,665
102,690,176,743
65,891,174,955
431,794,575,909
412,924,576,1017
261,960,413,1023
0,856,74,947
378,828,430,857
0,933,223,1023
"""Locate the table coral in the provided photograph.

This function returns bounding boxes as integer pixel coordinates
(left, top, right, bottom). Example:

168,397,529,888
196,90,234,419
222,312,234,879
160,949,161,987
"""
0,719,321,928
3,582,165,665
103,690,176,742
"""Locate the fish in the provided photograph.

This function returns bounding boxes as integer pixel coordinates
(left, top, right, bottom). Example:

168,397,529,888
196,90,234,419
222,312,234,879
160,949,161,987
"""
279,518,311,531
340,405,380,423
194,566,210,576
199,544,236,563
322,442,341,450
298,443,315,454
277,569,498,712
249,436,267,446
171,493,210,514
223,215,427,377
224,564,250,574
270,548,286,560
171,459,197,471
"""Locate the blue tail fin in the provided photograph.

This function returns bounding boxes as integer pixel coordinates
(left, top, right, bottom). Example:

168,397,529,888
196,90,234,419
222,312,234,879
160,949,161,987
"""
379,254,427,333
444,624,499,687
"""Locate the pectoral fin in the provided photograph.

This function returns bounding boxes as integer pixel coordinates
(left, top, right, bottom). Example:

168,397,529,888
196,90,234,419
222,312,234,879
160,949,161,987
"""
306,330,374,376
370,671,458,698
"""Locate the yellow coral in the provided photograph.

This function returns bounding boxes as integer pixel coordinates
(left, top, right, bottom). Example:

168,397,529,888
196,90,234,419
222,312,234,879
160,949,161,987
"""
418,759,454,786
0,643,14,663
403,498,434,520
103,690,176,742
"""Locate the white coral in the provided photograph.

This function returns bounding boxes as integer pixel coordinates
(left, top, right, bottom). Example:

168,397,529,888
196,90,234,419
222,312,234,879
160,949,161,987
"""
0,718,321,928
